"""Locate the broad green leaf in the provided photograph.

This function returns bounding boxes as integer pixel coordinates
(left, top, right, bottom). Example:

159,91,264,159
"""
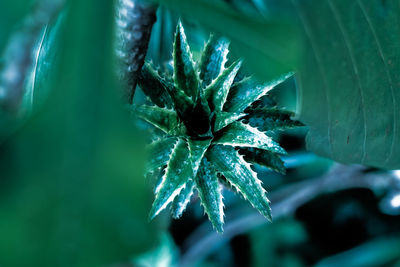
292,0,400,169
173,21,199,100
204,60,242,112
239,148,286,174
207,145,272,220
146,137,178,172
139,62,173,108
224,73,292,113
150,139,193,219
195,157,224,233
153,0,300,81
133,104,186,135
214,121,286,154
214,111,246,132
199,35,229,87
244,107,304,132
170,179,194,219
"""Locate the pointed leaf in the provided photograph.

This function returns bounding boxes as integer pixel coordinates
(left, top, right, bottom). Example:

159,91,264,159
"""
214,111,246,132
133,105,186,135
173,21,199,100
199,35,229,87
239,148,286,174
224,73,292,113
146,137,178,172
151,167,165,195
151,0,300,82
171,179,194,219
139,62,174,108
214,121,286,154
195,157,224,232
150,139,193,219
244,107,304,132
161,78,195,131
204,60,242,112
188,138,212,175
207,145,271,220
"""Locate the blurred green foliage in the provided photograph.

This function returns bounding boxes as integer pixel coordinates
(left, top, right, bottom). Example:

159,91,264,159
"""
250,218,307,267
0,0,159,266
0,0,31,52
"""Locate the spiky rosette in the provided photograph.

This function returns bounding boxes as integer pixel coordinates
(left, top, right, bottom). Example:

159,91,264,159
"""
134,21,303,233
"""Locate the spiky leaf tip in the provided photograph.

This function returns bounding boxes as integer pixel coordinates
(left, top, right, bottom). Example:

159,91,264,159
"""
173,21,199,100
195,157,224,233
207,145,272,221
149,139,193,220
199,35,230,87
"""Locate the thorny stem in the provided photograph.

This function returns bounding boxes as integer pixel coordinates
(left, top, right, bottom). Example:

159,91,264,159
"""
116,0,158,104
179,164,400,266
0,0,64,113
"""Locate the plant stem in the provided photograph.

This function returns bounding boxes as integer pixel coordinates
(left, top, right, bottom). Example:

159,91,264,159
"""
115,0,158,104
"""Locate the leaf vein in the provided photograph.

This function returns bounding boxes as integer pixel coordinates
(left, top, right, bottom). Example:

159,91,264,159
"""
356,0,397,164
328,0,368,163
292,0,333,156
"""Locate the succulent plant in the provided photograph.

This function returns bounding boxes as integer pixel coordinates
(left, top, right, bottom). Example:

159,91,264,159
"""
134,21,302,232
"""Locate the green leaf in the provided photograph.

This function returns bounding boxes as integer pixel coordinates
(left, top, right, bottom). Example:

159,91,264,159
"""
150,139,193,219
207,145,272,220
244,107,304,132
133,104,186,135
195,157,224,233
166,82,195,125
204,60,242,112
1,10,66,140
139,62,174,108
0,1,159,265
199,35,229,87
146,137,178,172
214,111,246,132
293,0,400,169
214,121,286,154
188,138,212,175
239,148,286,174
22,25,50,115
28,13,65,108
173,21,199,100
153,0,300,81
224,73,292,113
170,179,194,219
